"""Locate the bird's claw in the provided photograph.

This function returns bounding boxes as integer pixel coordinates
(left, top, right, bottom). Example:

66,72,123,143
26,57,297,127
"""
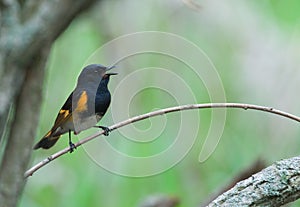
97,126,111,136
69,141,76,153
102,127,111,136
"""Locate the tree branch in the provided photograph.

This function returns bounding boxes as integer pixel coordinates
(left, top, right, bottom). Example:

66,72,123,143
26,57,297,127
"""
201,159,266,206
25,103,300,178
207,156,300,206
0,0,98,141
0,45,50,207
18,0,98,65
0,1,100,206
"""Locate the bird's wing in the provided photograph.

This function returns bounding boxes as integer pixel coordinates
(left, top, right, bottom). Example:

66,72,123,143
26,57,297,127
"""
33,91,86,149
50,92,74,132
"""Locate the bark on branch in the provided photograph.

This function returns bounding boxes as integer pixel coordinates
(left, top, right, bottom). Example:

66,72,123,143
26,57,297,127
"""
207,156,300,207
0,46,50,207
0,0,98,140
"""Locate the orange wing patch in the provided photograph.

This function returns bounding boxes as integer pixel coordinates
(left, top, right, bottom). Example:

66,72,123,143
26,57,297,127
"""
45,130,52,137
51,109,72,133
76,91,88,112
59,109,70,118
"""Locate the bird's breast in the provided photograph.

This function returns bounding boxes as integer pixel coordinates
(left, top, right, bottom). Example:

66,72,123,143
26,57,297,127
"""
95,91,111,115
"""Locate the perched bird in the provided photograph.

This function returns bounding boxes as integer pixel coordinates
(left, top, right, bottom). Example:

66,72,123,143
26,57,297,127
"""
34,64,117,152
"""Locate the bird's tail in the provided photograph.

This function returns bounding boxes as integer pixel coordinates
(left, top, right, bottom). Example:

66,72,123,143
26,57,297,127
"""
33,130,60,150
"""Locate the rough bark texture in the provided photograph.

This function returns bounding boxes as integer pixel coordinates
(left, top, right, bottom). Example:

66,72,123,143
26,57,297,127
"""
0,46,49,207
201,159,266,206
0,0,98,140
207,156,300,207
0,0,98,206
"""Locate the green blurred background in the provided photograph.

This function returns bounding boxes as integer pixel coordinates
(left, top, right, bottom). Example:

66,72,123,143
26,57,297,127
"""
21,0,300,206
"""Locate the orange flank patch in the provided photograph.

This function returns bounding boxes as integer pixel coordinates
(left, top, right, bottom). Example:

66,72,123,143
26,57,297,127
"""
59,109,70,118
76,91,88,112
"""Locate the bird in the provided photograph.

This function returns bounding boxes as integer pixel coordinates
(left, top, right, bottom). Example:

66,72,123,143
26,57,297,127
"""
33,64,117,152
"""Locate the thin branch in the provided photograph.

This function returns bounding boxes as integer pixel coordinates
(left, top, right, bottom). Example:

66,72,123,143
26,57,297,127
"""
25,103,300,178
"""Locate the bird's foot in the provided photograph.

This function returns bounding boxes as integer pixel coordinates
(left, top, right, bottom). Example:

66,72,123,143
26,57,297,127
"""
96,126,111,136
69,141,76,153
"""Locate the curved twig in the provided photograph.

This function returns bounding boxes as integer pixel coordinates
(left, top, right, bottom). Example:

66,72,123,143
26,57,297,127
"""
25,103,300,178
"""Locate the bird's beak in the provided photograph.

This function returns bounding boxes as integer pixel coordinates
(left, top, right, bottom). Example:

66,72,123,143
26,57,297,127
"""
105,65,117,76
106,72,118,76
106,65,117,71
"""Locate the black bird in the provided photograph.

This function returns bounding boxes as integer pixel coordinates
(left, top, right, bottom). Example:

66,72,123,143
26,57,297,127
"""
33,64,117,152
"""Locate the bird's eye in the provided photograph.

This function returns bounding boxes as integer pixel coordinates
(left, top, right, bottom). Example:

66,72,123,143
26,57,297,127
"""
94,70,98,73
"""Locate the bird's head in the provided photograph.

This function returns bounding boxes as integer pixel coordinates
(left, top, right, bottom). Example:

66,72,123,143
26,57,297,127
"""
77,64,117,85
